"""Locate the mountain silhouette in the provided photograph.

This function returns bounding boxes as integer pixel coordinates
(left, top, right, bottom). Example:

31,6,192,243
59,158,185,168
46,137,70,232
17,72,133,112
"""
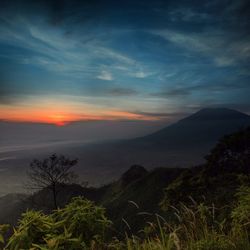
181,108,249,121
133,108,250,149
67,108,250,176
101,108,250,168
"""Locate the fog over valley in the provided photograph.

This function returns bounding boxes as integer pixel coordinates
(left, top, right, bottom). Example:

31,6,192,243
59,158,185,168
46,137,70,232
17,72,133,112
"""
0,119,167,195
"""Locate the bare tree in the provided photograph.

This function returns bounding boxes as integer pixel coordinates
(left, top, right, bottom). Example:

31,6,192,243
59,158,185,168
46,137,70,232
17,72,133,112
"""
27,154,78,209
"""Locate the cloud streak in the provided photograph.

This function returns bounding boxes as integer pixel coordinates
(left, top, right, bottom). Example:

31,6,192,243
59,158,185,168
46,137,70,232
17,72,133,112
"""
0,0,249,123
151,29,250,67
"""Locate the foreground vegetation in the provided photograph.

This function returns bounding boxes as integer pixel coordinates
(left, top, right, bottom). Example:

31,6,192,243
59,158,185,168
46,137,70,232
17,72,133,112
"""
0,185,249,250
0,127,249,249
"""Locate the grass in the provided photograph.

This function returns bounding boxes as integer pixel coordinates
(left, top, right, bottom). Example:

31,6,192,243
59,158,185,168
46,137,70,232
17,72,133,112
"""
0,180,250,250
1,191,250,250
106,188,250,250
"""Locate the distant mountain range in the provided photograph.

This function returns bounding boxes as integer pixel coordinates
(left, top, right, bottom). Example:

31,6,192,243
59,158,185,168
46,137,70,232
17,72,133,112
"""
89,108,250,170
133,107,250,149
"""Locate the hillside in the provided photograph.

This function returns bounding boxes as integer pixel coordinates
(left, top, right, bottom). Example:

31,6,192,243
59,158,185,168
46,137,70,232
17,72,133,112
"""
0,125,250,232
133,108,250,148
0,193,28,225
1,123,249,231
0,166,185,230
106,108,250,168
68,108,250,179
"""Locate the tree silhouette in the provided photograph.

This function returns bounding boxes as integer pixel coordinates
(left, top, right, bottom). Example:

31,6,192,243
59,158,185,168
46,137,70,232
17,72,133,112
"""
205,126,250,174
27,154,78,209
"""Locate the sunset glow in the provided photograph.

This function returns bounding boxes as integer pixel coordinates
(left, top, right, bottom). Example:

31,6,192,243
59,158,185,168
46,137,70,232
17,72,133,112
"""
0,101,158,126
0,0,249,126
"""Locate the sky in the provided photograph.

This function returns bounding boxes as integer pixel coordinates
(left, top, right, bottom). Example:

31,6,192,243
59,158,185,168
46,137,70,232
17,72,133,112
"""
0,0,249,126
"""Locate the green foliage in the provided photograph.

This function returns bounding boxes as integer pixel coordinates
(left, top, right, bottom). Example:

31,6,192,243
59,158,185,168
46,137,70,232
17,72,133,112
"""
53,197,112,244
231,185,250,229
160,169,240,220
4,197,111,250
0,224,10,245
102,167,183,233
189,234,233,250
174,203,235,250
116,198,250,250
2,191,250,250
6,210,53,249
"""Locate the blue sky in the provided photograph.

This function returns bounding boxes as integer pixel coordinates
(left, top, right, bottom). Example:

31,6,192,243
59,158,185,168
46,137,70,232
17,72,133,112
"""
0,0,249,124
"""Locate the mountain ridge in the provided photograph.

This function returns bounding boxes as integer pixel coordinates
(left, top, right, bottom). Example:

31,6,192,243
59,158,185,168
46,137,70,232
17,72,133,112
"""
135,108,250,145
179,108,249,122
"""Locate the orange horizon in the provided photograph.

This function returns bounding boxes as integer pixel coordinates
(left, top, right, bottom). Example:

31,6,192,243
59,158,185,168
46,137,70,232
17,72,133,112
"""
0,106,159,126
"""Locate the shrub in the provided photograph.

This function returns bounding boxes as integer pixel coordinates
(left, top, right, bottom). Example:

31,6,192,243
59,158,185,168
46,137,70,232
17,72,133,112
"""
53,197,112,244
6,210,53,249
4,197,111,250
231,185,250,228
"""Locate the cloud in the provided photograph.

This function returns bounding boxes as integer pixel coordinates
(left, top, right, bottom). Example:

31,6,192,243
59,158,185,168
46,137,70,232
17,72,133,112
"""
0,16,142,82
169,8,211,22
151,29,250,67
133,111,188,120
0,0,249,119
132,71,153,78
100,110,157,121
152,81,250,98
97,70,113,81
94,47,136,66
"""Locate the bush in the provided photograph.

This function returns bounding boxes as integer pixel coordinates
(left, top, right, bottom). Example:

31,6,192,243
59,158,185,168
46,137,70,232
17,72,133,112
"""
231,185,250,228
53,197,112,244
4,197,111,250
6,210,53,249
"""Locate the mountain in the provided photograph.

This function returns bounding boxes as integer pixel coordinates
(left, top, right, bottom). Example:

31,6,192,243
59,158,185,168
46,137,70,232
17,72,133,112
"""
58,108,250,182
135,108,250,148
0,108,249,195
116,108,250,167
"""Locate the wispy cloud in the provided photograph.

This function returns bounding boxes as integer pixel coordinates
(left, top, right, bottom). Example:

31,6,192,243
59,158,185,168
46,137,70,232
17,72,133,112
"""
94,47,136,66
131,70,155,78
169,8,211,22
152,81,250,98
151,29,250,67
0,0,249,122
97,70,113,81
